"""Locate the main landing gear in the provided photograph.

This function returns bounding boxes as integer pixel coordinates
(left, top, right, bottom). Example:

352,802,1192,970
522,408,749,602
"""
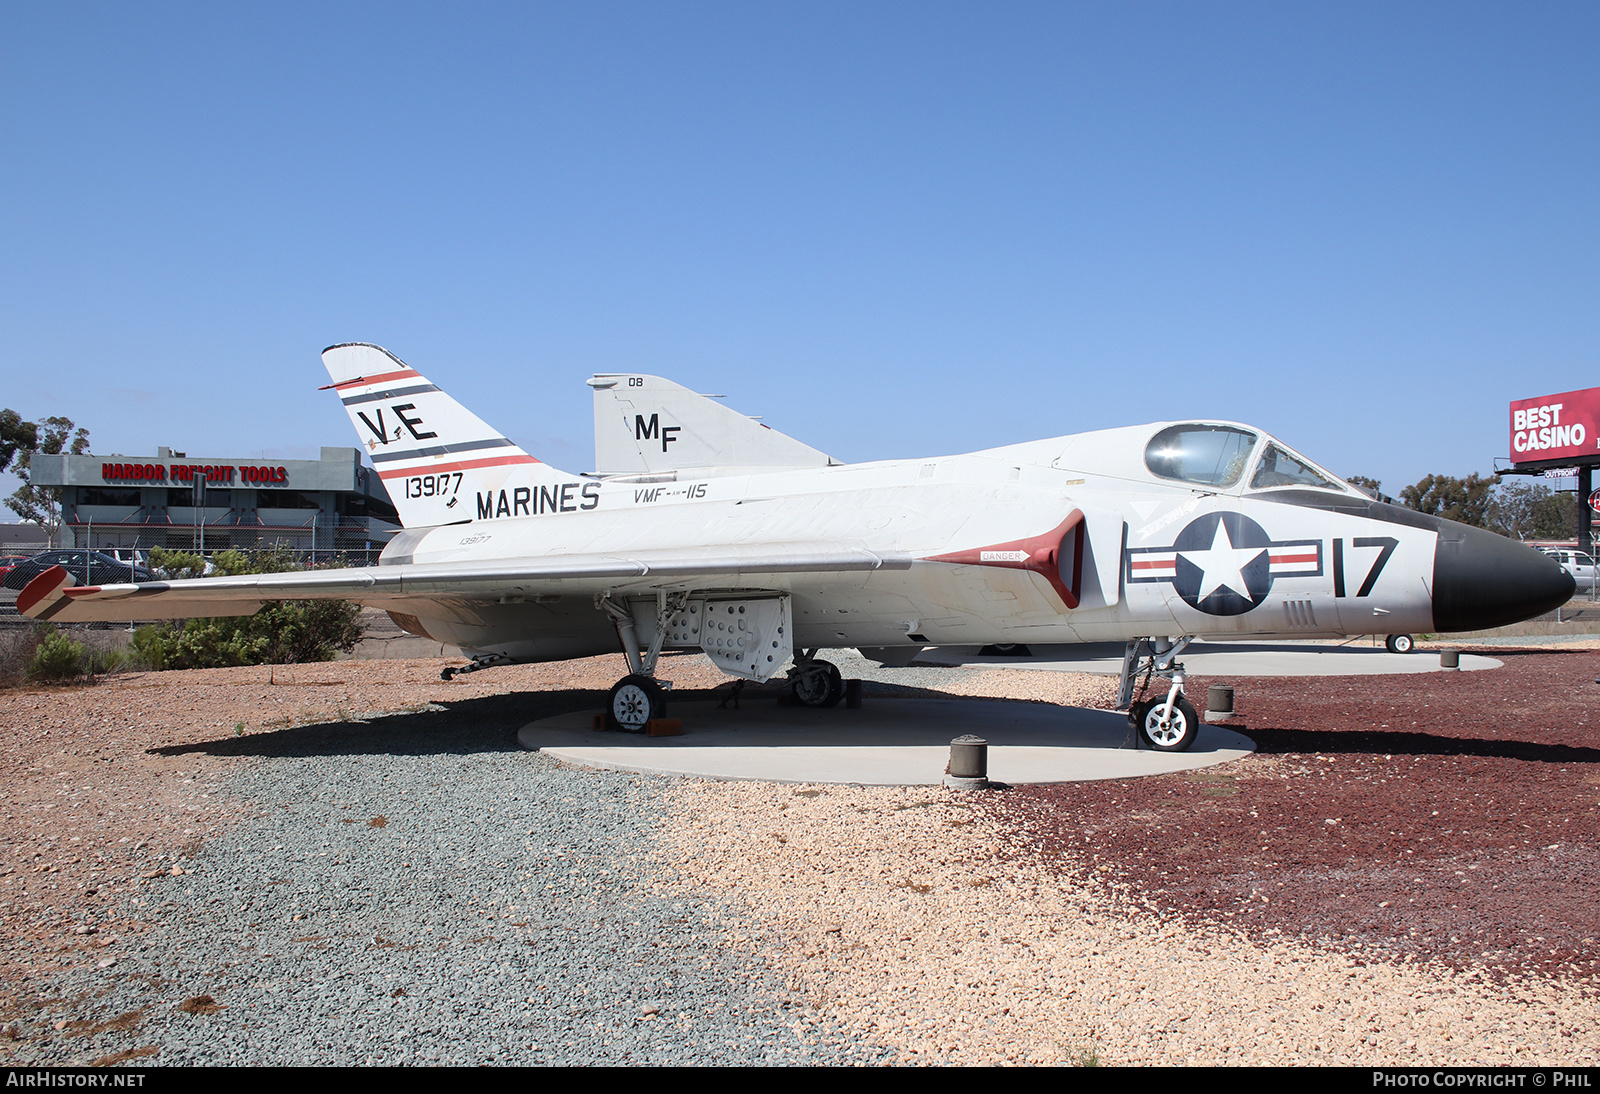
1117,637,1199,752
608,674,667,733
596,591,843,730
787,652,844,708
600,592,685,731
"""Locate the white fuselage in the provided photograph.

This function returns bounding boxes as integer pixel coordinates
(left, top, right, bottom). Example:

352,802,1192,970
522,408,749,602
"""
381,424,1436,661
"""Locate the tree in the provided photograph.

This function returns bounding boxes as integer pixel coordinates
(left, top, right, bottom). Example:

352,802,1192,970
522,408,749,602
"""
1344,475,1392,502
1400,473,1498,528
1486,481,1577,541
3,412,90,541
0,410,36,474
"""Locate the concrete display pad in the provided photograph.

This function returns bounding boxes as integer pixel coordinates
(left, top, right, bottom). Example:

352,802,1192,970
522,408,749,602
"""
915,641,1502,676
519,697,1254,786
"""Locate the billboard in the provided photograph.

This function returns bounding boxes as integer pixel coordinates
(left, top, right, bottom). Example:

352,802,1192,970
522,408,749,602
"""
1510,387,1600,464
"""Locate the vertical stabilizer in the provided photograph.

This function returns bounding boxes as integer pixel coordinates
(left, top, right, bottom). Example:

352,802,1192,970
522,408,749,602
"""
322,343,590,528
590,373,835,478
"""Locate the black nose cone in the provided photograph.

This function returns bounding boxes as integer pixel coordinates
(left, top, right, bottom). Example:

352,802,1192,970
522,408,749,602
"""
1433,523,1574,631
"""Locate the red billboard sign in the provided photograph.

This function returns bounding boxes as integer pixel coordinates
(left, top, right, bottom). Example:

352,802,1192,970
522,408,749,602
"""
1510,387,1600,464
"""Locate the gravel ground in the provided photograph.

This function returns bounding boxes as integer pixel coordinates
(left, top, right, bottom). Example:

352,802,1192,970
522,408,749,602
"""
0,657,887,1065
1004,649,1600,982
665,779,1598,1066
11,747,881,1065
0,643,1593,1066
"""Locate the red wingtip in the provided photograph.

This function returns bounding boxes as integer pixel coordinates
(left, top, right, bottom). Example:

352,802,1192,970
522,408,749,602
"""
17,565,75,617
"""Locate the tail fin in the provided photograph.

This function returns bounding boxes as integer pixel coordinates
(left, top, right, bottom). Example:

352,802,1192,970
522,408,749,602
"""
589,373,835,478
322,343,590,528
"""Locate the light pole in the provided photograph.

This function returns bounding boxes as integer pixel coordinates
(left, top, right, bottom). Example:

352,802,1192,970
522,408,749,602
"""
192,473,206,558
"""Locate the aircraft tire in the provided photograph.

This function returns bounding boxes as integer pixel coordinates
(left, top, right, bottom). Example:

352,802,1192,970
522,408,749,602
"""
822,662,845,707
979,643,1032,657
607,674,665,733
792,661,845,708
1137,696,1199,752
1385,633,1414,654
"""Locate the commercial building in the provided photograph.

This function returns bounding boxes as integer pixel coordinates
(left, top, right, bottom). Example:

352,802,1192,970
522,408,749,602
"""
0,523,48,553
27,446,401,560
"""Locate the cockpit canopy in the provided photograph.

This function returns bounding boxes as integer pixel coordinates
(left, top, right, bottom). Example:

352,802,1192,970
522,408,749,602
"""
1143,424,1341,492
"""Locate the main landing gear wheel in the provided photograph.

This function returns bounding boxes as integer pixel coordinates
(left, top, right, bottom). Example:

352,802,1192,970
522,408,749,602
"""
1134,696,1199,752
790,660,845,708
1385,634,1414,654
607,674,665,733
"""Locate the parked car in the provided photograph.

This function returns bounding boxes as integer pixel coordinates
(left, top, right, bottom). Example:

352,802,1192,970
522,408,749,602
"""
0,555,32,582
1540,548,1597,592
1,549,152,590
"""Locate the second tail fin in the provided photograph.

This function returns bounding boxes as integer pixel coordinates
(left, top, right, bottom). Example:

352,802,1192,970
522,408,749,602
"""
589,373,836,479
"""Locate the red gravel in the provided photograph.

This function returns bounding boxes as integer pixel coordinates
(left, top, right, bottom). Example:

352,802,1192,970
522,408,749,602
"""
992,648,1600,985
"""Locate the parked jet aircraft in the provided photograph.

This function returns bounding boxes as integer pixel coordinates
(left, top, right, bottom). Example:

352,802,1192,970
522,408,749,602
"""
20,344,1574,750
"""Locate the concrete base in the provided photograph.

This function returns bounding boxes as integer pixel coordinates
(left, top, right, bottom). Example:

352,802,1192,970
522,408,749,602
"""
519,697,1254,786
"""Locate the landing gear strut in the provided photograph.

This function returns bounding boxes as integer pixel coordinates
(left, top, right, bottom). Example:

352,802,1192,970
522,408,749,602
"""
599,591,685,731
1117,637,1199,752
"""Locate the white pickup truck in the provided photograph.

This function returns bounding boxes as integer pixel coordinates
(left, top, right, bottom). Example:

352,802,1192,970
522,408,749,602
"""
1540,548,1598,592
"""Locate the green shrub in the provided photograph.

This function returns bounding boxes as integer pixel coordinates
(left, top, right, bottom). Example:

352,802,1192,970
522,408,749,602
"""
1,626,126,688
83,645,125,676
129,624,170,671
147,547,206,580
129,543,364,670
27,629,87,682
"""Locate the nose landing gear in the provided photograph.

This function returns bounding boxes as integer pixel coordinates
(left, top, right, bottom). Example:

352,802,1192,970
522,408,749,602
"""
1117,637,1199,752
1129,694,1200,751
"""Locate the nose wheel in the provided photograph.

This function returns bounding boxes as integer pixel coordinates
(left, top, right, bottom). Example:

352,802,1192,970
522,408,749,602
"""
1130,695,1200,751
1385,633,1414,654
1117,637,1199,752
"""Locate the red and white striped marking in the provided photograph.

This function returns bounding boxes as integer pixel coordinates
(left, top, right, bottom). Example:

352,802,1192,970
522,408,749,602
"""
332,368,422,390
1129,551,1178,579
1267,546,1320,576
375,453,540,480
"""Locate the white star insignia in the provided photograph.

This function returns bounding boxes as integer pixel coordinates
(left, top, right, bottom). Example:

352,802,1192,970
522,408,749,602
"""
1180,520,1266,602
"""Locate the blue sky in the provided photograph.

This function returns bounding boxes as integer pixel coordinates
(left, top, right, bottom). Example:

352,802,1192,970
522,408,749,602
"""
2,2,1595,507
